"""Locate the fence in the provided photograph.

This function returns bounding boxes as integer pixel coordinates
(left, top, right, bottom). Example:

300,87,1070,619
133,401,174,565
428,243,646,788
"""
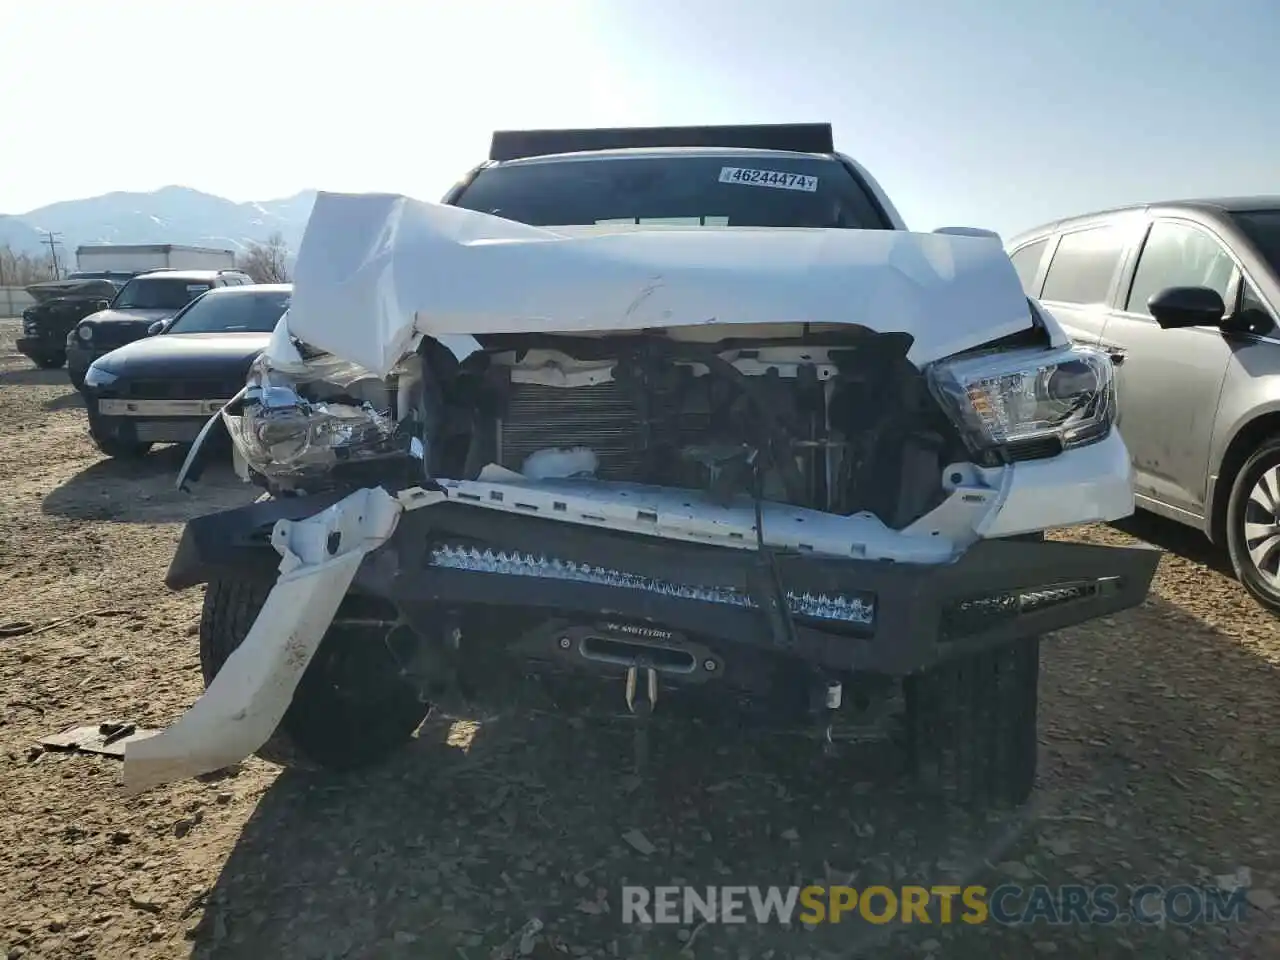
0,287,35,318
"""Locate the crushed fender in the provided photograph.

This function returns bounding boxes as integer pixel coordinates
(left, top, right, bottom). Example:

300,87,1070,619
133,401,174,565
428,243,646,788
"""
120,486,423,794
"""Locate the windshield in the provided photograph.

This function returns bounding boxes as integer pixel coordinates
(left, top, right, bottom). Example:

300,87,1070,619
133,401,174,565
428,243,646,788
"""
1234,210,1280,275
165,289,291,334
111,277,212,310
451,154,890,229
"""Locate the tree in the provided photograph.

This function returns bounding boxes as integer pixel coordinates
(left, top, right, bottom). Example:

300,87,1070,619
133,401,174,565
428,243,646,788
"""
0,244,58,286
239,232,291,283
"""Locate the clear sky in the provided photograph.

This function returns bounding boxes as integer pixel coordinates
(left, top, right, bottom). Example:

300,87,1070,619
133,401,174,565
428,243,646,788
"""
2,0,1277,238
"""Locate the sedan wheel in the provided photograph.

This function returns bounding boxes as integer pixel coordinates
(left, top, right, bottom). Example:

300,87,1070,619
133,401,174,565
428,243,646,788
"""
1226,438,1280,613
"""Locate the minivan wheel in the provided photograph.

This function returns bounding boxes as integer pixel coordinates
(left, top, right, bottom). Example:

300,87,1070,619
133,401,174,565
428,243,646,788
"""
1226,437,1280,614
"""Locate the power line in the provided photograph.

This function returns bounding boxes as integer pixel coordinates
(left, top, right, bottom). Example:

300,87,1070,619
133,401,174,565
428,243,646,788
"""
42,232,63,279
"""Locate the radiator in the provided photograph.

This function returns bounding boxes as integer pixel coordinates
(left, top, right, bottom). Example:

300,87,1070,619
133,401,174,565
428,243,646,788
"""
497,382,645,479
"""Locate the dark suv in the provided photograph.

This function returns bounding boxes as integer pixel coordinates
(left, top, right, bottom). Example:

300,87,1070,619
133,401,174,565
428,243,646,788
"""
65,268,253,390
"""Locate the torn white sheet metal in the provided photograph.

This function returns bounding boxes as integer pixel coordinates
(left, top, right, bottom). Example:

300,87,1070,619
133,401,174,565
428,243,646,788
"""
438,474,960,562
120,486,418,794
284,192,1034,379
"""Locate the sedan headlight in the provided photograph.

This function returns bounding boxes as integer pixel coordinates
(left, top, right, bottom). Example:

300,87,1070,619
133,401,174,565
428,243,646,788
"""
77,325,94,341
83,364,119,388
927,344,1115,458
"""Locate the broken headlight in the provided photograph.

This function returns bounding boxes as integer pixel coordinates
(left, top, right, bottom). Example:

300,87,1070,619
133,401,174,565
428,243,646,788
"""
225,351,414,482
926,344,1115,457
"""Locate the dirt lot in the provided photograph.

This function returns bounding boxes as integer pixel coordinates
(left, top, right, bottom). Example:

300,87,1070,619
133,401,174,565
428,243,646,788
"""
3,316,1280,959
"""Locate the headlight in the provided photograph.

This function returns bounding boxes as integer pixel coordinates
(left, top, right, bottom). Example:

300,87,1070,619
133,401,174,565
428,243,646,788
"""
226,354,409,483
927,344,1115,457
83,364,119,388
77,325,94,341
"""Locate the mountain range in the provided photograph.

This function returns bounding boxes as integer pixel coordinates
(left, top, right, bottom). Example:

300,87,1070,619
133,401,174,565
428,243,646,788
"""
0,186,318,262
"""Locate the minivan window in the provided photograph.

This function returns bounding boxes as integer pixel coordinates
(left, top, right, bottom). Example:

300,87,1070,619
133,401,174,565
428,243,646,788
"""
451,154,891,230
1125,220,1235,317
1039,226,1125,306
1233,210,1280,275
1009,239,1048,295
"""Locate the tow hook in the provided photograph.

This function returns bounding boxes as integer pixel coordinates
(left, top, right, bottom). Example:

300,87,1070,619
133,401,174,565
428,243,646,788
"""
625,664,658,715
625,663,659,773
817,678,842,759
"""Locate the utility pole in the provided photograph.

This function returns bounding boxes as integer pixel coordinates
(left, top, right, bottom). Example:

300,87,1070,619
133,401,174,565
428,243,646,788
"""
42,232,63,279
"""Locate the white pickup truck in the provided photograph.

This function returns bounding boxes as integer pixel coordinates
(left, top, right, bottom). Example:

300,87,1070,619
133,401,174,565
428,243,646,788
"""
125,123,1159,811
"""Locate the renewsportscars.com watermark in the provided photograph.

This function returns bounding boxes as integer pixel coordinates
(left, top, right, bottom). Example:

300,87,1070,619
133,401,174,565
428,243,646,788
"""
622,884,1250,927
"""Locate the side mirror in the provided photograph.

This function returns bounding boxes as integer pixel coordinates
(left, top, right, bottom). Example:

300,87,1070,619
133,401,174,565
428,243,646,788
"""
147,319,169,336
1148,286,1225,330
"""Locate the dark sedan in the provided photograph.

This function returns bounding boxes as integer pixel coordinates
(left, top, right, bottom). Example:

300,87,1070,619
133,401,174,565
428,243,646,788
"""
82,284,291,459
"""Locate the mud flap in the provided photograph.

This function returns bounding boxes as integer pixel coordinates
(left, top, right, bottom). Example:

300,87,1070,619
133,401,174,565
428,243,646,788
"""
120,486,426,794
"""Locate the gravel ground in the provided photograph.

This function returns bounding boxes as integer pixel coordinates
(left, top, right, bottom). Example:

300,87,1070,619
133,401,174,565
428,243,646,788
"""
2,315,1280,959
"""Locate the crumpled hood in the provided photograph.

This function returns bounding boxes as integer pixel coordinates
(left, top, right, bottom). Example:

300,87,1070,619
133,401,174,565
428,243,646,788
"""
25,278,117,304
283,191,1035,379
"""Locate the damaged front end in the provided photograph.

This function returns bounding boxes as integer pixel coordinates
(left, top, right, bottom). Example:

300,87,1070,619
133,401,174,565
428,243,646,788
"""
125,190,1158,801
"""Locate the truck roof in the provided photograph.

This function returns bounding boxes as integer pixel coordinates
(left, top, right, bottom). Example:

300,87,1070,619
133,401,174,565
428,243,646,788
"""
494,145,840,168
76,243,235,256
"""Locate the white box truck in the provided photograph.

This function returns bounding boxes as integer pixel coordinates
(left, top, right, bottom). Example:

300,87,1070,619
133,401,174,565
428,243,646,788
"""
75,244,236,274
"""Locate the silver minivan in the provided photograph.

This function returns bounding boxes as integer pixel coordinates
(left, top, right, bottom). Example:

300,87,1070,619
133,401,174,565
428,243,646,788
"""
1008,198,1280,612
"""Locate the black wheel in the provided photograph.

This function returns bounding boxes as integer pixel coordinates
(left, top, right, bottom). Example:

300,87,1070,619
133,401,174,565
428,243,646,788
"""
90,432,152,459
34,351,66,369
1226,437,1280,613
69,369,86,392
200,576,431,772
904,637,1040,809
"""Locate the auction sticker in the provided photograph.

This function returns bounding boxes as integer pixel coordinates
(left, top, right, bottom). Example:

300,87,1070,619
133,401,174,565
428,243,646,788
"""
718,167,818,192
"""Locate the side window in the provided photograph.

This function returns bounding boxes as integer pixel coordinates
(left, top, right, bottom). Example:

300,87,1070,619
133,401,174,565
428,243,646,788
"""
1040,226,1125,305
1237,280,1277,336
1008,239,1048,295
1125,220,1235,317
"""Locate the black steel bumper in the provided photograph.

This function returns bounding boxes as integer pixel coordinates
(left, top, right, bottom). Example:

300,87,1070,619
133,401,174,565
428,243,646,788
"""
166,492,1160,676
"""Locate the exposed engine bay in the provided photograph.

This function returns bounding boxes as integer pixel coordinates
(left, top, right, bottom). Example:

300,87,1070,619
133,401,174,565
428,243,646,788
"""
224,327,1012,533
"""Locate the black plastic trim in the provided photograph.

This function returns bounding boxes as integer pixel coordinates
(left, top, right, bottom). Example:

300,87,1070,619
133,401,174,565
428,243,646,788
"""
489,124,835,162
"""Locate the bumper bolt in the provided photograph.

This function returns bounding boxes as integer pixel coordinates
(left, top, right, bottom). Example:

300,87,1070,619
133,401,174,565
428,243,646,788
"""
558,637,572,649
704,658,717,672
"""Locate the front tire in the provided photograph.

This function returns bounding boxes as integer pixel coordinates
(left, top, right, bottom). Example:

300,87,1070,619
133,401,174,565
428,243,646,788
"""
1225,437,1280,613
199,576,431,772
904,637,1040,809
34,351,66,369
90,432,152,460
